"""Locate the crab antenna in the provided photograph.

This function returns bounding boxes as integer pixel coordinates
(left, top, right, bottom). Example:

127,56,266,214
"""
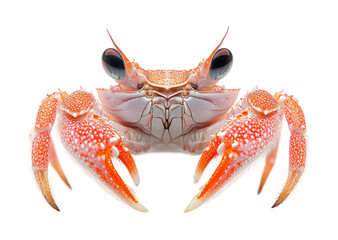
213,26,230,53
106,29,126,58
205,26,230,64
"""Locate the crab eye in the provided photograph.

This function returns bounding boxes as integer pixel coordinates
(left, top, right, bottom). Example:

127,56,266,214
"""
102,48,126,80
137,83,145,90
190,83,198,90
209,48,233,80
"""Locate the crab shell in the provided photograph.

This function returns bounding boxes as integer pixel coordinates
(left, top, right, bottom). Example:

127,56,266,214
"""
98,29,239,149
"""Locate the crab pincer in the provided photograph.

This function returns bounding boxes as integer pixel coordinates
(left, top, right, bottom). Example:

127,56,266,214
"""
185,89,306,212
32,90,147,212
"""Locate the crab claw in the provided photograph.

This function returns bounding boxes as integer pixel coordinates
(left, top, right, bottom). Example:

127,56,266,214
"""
186,90,306,212
58,118,146,211
99,136,145,211
32,90,147,212
185,136,244,212
58,90,146,212
185,90,283,212
96,139,146,212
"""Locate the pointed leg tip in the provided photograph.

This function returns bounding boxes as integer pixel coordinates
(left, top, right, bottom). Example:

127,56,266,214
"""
34,170,60,211
41,190,60,211
50,202,61,211
43,190,60,211
257,161,274,195
271,189,291,208
271,199,283,208
64,180,72,190
272,170,302,209
50,138,72,190
257,178,266,195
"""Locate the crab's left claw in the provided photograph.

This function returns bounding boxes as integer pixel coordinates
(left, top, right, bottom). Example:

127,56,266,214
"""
185,89,306,212
185,134,246,212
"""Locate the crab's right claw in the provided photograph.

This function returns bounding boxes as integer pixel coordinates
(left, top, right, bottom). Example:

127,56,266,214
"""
185,90,307,212
59,90,147,212
94,136,147,212
32,90,147,212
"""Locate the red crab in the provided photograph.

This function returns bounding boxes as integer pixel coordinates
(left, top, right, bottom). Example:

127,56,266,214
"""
31,28,306,212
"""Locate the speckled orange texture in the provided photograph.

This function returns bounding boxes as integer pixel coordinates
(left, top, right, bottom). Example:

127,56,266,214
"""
61,90,94,117
34,94,58,131
247,90,279,115
186,90,307,212
32,132,51,170
283,96,306,132
144,70,191,88
32,30,308,212
196,112,281,200
32,90,145,211
32,92,62,211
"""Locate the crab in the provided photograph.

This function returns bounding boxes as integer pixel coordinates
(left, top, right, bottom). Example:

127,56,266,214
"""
31,28,306,212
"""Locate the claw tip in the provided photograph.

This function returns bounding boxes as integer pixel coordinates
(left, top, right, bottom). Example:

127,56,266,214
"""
184,196,203,213
131,201,148,212
133,174,140,187
193,172,202,184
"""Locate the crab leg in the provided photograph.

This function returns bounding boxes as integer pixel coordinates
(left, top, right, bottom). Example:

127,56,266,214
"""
272,94,306,207
32,91,67,211
49,138,72,189
257,137,280,194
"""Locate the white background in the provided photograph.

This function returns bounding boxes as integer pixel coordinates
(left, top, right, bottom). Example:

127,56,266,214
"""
1,0,337,239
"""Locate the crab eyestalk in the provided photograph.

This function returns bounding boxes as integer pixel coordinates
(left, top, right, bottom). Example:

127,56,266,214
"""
103,29,146,90
188,27,233,90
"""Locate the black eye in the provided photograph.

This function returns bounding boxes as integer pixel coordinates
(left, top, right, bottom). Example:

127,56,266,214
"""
190,83,198,90
209,48,233,80
102,48,126,80
137,83,145,89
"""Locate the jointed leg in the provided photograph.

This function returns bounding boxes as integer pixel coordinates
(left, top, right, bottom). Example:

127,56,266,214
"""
32,91,67,211
272,93,306,207
258,137,280,194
